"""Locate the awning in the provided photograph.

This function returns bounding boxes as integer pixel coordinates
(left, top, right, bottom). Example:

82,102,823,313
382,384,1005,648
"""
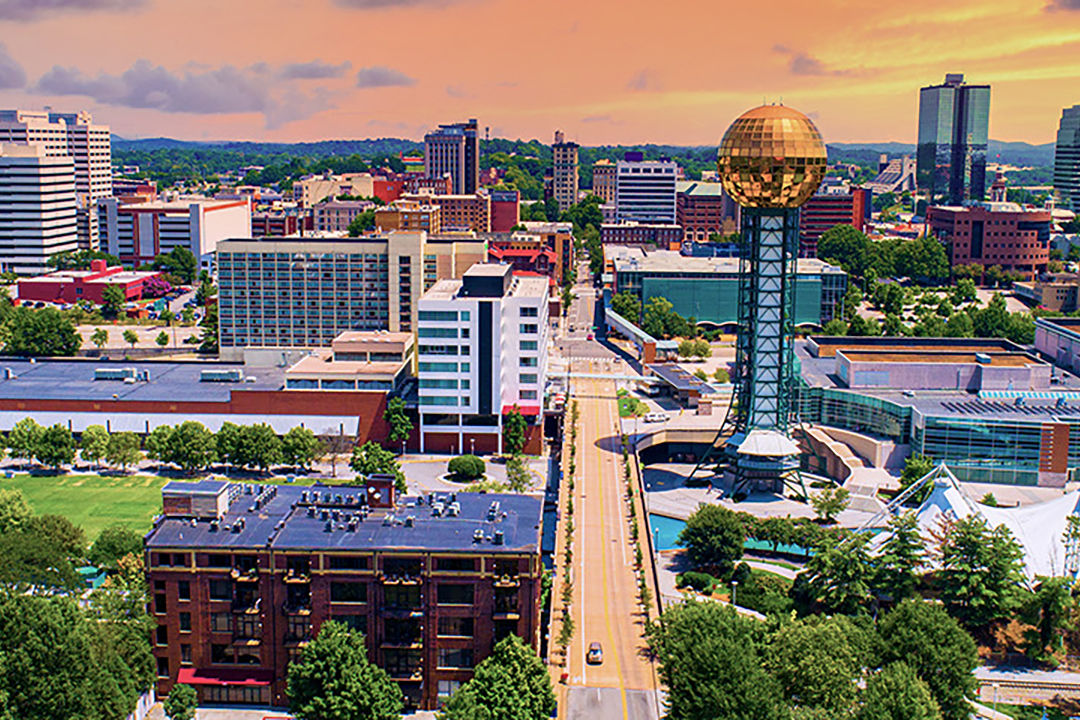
176,668,274,687
503,404,541,416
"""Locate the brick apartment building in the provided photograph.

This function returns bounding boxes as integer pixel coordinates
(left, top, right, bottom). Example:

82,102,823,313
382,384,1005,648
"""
928,202,1053,280
146,480,543,711
798,186,870,257
676,181,739,241
600,222,683,249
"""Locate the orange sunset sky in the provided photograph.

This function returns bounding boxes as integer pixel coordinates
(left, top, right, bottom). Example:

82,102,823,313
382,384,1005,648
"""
0,0,1078,145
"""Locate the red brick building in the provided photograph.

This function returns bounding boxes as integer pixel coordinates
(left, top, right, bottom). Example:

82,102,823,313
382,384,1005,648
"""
489,189,520,232
17,259,162,304
601,222,683,249
146,481,543,711
929,202,1053,279
799,187,870,257
251,213,313,237
676,181,738,241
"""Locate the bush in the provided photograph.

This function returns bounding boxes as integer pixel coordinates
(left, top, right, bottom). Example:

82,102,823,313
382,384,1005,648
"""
737,572,795,616
447,454,485,481
676,571,716,592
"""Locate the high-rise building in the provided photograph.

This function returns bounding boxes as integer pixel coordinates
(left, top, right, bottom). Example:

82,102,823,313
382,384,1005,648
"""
1054,105,1080,210
417,264,548,454
424,119,479,195
916,74,990,204
0,109,111,250
798,185,871,257
615,153,677,224
0,143,78,275
552,130,579,211
591,159,616,203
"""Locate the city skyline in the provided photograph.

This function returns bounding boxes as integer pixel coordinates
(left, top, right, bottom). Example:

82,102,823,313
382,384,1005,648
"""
0,0,1076,145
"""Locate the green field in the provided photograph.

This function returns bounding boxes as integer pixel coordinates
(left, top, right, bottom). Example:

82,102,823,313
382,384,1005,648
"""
616,389,648,418
0,473,166,539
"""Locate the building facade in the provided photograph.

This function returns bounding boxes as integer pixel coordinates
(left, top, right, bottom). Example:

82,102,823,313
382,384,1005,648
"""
928,202,1052,279
145,480,543,711
489,190,519,232
675,181,738,242
0,109,111,251
1014,274,1080,313
600,222,683,248
408,193,490,233
799,186,870,257
314,200,376,233
1055,105,1080,210
375,200,442,234
916,74,991,204
591,159,616,203
252,213,306,238
0,143,78,275
552,130,579,212
424,120,479,195
18,258,162,303
417,265,548,455
615,153,677,224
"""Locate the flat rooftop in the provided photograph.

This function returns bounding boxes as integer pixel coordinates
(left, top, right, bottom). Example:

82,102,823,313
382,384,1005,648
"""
839,351,1041,367
286,353,403,377
609,248,842,275
647,363,716,394
147,483,543,554
808,335,1024,358
0,358,284,403
423,273,548,302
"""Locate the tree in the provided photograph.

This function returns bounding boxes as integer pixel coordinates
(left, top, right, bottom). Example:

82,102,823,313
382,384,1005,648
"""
879,599,977,720
346,209,377,236
7,417,42,463
0,488,32,534
842,285,864,321
144,425,173,464
847,314,880,337
282,426,321,470
646,601,788,720
448,454,485,481
27,513,86,558
856,662,942,720
154,247,197,284
677,504,744,578
155,331,169,348
944,312,973,338
441,634,555,720
505,455,532,492
215,421,244,468
383,397,412,447
89,524,145,569
121,329,138,350
899,454,934,501
952,264,982,284
822,319,848,335
642,296,693,339
165,421,217,473
765,615,865,715
611,291,642,322
241,423,283,471
938,515,1025,628
106,431,142,471
198,303,218,353
80,424,110,468
36,423,75,469
503,406,528,456
691,338,712,359
1021,576,1075,661
194,279,216,306
871,511,925,602
951,278,977,304
101,284,126,318
164,683,198,720
811,486,849,524
91,328,109,351
287,620,404,720
350,441,405,492
677,339,695,358
4,307,81,356
792,533,873,615
894,237,949,284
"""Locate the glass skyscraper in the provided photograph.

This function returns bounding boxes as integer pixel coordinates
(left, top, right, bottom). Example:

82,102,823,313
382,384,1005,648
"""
1055,105,1080,210
917,73,990,205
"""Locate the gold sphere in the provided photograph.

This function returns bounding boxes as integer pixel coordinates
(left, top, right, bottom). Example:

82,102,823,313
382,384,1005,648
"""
717,104,827,209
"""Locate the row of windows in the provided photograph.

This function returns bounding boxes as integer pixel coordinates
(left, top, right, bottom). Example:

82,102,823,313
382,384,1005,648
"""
420,361,470,373
420,396,464,406
420,378,470,390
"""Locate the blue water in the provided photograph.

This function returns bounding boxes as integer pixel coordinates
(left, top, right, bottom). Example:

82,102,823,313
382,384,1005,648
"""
648,513,811,556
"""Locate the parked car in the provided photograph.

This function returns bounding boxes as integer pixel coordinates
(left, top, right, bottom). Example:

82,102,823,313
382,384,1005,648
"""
586,642,603,664
643,412,668,423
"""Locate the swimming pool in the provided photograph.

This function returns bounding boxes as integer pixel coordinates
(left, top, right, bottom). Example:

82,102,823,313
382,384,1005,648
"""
647,513,812,556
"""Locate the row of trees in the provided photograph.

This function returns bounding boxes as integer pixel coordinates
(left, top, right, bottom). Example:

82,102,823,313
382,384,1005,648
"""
818,224,951,285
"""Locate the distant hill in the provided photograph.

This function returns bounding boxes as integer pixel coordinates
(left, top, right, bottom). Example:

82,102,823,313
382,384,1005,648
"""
827,140,1056,168
111,135,423,157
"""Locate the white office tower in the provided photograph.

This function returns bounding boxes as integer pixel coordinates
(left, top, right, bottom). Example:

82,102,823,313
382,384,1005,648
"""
0,110,112,251
1055,105,1080,210
417,264,549,454
615,152,677,223
0,143,78,275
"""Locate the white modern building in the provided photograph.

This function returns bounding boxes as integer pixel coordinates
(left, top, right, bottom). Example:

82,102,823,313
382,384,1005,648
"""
0,109,111,251
1055,105,1080,211
0,143,78,275
615,154,677,224
98,197,251,270
416,263,549,454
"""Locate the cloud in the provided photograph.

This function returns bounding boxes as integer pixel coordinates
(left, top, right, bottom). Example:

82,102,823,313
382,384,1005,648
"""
279,59,351,80
0,42,25,88
626,69,662,92
334,0,464,7
582,114,620,125
355,65,415,88
0,0,145,21
772,44,852,77
446,84,468,98
34,59,335,128
1046,0,1080,9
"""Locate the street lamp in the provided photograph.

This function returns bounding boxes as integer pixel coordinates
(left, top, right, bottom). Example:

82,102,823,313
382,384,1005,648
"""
470,437,475,455
991,682,999,715
731,580,738,607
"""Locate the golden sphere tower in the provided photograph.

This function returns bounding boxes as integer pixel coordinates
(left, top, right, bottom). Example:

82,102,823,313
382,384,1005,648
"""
699,105,826,494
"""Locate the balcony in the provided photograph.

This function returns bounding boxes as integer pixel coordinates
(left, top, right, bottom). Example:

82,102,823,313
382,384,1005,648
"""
284,570,311,584
231,598,261,615
283,602,311,616
493,575,520,589
387,665,424,681
232,636,262,647
381,637,424,650
492,610,520,621
379,573,422,586
231,567,259,582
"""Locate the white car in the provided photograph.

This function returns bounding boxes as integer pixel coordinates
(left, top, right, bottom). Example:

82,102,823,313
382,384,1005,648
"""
643,412,668,423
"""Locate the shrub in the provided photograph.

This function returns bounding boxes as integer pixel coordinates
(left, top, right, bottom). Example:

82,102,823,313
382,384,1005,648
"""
676,571,716,592
447,454,485,481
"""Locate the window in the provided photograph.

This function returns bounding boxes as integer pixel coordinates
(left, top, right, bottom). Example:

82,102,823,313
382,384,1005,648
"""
519,373,537,385
519,324,537,334
435,557,476,572
331,614,367,633
420,396,459,406
177,581,190,601
420,378,459,389
520,306,538,317
461,327,470,339
437,616,474,637
210,612,232,633
520,340,537,351
418,327,458,338
234,615,260,639
211,644,230,665
209,579,232,600
154,594,166,614
205,554,231,568
181,644,192,665
437,584,475,605
438,680,462,704
418,310,457,321
519,357,537,367
330,582,368,603
460,311,470,320
179,612,191,632
419,362,457,372
520,390,537,400
156,657,170,678
328,555,370,570
460,362,470,372
287,616,311,641
437,648,474,668
156,625,168,646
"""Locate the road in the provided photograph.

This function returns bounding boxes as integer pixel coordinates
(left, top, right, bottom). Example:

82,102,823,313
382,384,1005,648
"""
558,264,660,720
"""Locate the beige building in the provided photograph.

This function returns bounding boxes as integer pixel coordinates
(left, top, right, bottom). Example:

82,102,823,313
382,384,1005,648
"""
403,192,490,232
295,173,374,208
375,199,442,233
592,159,616,203
0,143,78,274
0,109,111,251
284,331,415,393
313,199,376,232
552,130,579,211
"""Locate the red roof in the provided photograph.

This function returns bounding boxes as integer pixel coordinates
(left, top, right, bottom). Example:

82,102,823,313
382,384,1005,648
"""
503,404,541,416
177,668,274,687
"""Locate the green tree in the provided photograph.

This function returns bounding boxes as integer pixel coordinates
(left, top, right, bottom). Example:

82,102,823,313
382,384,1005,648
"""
287,620,404,720
36,423,75,469
1021,576,1076,661
899,454,934,500
938,515,1026,628
91,328,109,350
448,454,485,481
0,488,32,534
241,423,283,471
677,504,744,578
611,291,642,323
155,330,169,348
842,284,864,321
792,534,873,615
646,601,788,720
856,662,942,720
282,426,321,470
350,441,406,492
871,512,925,602
677,339,695,358
441,634,555,720
4,307,81,356
810,486,849,524
165,420,217,473
164,683,198,720
765,615,865,715
89,524,144,569
215,421,244,468
383,397,412,447
878,599,977,720
503,406,528,456
154,246,197,284
101,284,126,318
818,224,874,278
505,455,532,492
822,319,848,335
882,314,907,336
346,209,377,236
951,278,977,304
80,424,110,468
8,417,42,463
144,425,172,463
944,312,973,338
198,303,218,353
106,431,142,471
194,279,217,306
122,329,138,349
848,314,880,337
894,236,949,284
691,338,711,359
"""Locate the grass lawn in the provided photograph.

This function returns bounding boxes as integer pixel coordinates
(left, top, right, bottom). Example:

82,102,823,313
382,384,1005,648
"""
1,473,166,538
616,390,648,418
995,703,1067,719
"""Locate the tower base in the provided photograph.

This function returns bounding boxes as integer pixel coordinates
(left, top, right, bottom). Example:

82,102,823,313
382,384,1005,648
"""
723,429,801,496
